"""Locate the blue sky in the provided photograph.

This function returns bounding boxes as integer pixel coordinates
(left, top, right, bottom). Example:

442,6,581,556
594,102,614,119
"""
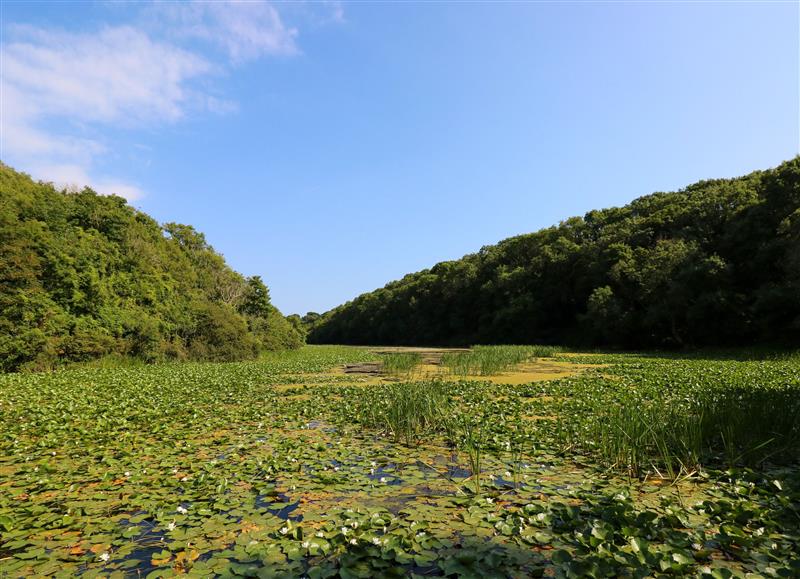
2,1,798,315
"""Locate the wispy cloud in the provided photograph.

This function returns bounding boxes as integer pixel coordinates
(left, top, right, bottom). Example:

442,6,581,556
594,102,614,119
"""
155,1,299,63
32,163,146,202
5,25,212,125
0,1,329,201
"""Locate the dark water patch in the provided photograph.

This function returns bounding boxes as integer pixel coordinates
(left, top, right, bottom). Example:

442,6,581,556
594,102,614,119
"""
493,476,519,489
255,492,303,521
416,460,440,477
306,420,337,433
122,544,165,576
367,465,403,486
446,465,472,479
116,513,168,575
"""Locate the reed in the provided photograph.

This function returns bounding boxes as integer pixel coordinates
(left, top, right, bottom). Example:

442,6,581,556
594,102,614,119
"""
380,352,423,376
361,380,451,446
458,415,485,495
442,345,563,376
566,364,800,478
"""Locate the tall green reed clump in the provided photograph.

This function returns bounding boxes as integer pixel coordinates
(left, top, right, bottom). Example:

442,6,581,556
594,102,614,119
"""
380,352,423,377
585,393,703,478
442,345,563,376
569,360,800,478
358,381,452,446
457,415,486,495
697,383,800,467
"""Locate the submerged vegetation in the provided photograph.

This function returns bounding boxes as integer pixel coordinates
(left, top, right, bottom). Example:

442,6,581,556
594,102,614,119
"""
0,164,304,373
1,346,798,577
309,157,800,349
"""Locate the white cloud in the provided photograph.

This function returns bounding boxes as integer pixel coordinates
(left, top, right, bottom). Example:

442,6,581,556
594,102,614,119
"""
1,24,219,201
0,1,337,201
154,1,299,63
30,164,145,202
3,24,213,127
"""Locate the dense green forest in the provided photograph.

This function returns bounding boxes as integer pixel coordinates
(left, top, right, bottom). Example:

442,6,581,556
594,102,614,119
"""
0,163,304,372
310,157,800,348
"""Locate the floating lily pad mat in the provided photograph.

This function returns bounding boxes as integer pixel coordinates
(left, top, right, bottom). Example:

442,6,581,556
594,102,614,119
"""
1,345,799,577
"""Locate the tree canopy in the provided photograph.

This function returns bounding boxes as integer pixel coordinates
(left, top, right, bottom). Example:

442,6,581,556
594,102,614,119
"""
0,163,304,372
309,157,800,348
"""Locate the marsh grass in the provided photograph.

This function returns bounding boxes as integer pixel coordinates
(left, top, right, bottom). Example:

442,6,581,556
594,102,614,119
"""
576,375,800,478
380,352,423,376
458,415,485,495
442,345,563,377
361,380,451,445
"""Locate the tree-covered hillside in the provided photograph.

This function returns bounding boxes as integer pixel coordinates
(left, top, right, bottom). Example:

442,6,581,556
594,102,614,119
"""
310,157,800,348
0,164,304,372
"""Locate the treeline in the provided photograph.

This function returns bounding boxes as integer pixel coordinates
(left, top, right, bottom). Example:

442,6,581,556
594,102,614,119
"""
0,164,304,372
309,157,800,348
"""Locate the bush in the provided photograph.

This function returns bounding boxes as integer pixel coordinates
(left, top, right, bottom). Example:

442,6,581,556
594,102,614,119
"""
187,302,259,362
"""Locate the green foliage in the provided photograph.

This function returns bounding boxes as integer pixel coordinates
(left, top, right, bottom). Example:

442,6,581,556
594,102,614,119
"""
0,163,303,371
356,380,451,445
0,346,798,577
442,345,563,376
379,352,422,376
311,157,800,348
554,356,800,477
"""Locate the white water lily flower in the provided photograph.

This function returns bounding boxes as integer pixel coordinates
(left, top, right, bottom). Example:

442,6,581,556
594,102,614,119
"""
341,526,349,535
486,498,494,504
167,521,176,531
315,531,324,538
370,461,377,467
176,506,188,515
371,537,382,546
124,471,131,477
370,468,375,475
349,538,357,545
379,477,387,483
504,471,512,478
351,521,359,529
99,552,110,562
754,527,765,536
279,527,289,535
302,541,310,548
